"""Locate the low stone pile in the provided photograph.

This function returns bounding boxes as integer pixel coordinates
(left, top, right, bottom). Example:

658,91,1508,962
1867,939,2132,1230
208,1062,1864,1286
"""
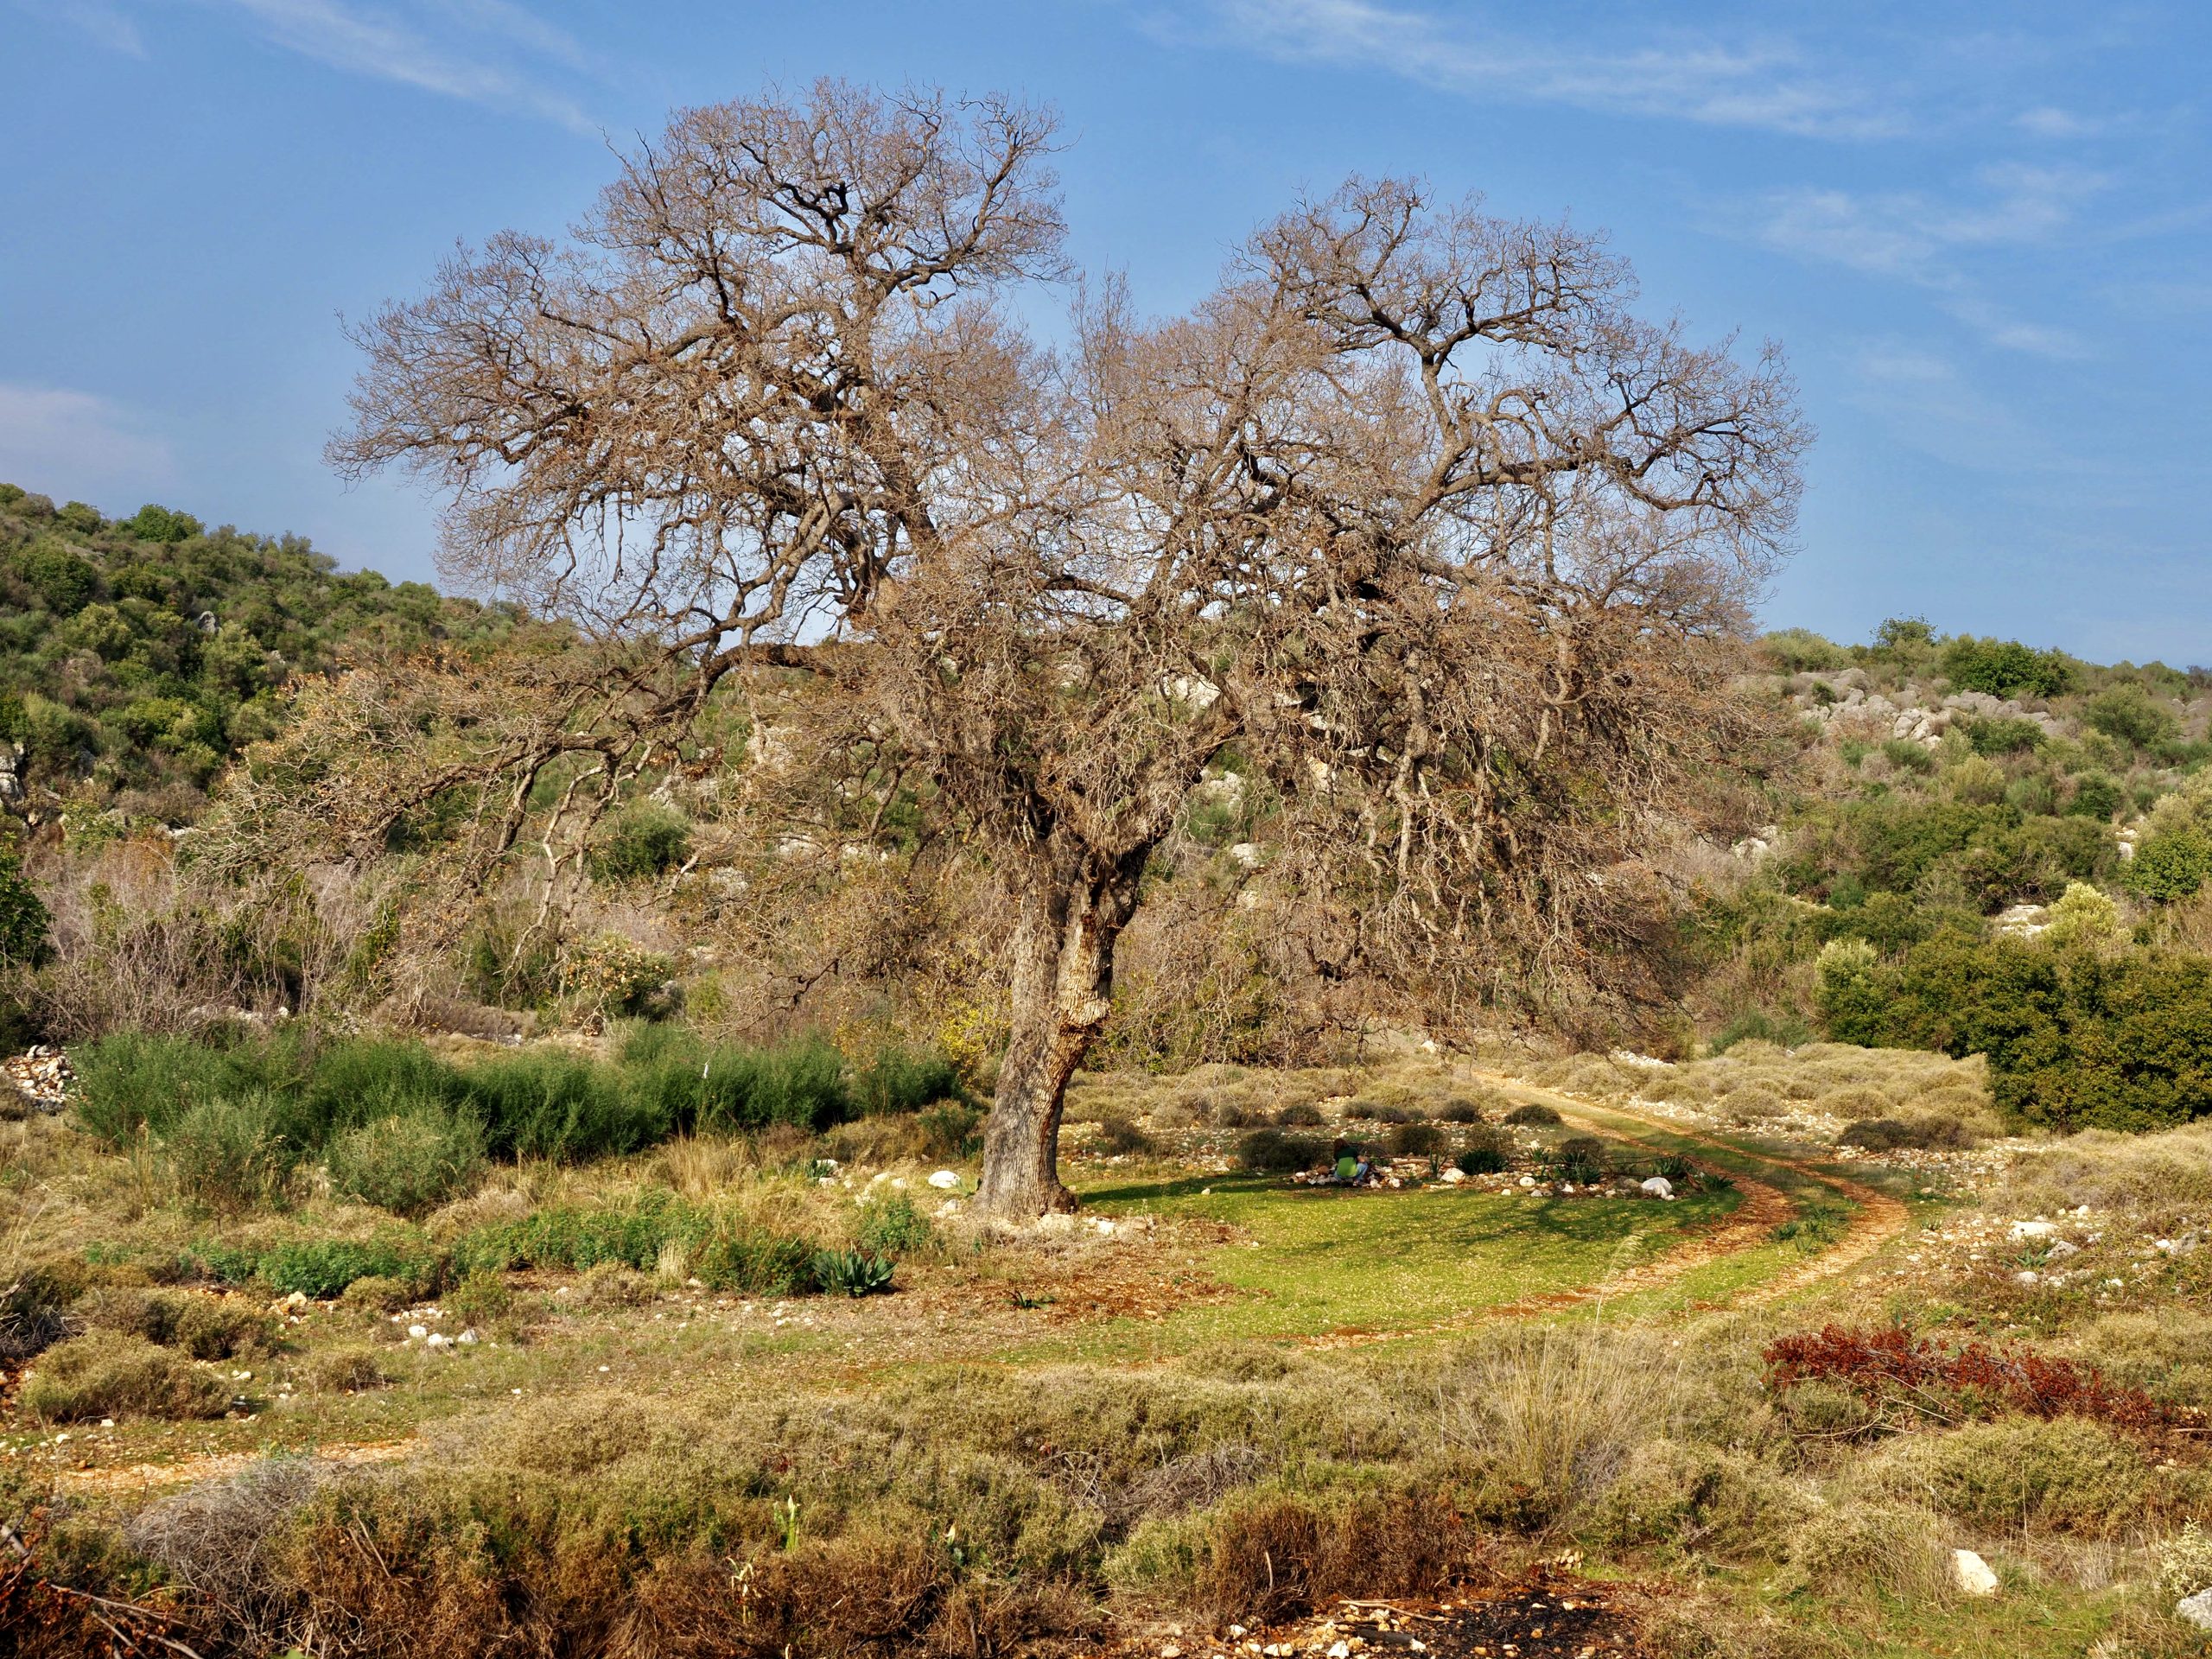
2,1045,71,1115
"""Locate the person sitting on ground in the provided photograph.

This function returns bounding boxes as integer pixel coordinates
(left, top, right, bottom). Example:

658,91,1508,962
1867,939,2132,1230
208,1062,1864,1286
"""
1333,1148,1360,1185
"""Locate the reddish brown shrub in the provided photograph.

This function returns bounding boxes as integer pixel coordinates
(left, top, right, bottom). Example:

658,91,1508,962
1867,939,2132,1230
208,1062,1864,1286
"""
1763,1323,2190,1435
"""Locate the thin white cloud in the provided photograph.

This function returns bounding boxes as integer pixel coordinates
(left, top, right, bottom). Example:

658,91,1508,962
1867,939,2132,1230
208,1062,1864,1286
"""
1732,165,2106,356
213,0,596,131
18,0,147,55
2014,105,2101,139
1191,0,1898,139
1843,343,2047,474
0,384,176,499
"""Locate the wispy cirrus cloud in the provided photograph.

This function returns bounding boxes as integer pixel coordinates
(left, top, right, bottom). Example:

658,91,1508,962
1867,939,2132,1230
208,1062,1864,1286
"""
36,0,601,130
215,0,596,130
1728,163,2107,356
17,0,147,55
1174,0,1899,139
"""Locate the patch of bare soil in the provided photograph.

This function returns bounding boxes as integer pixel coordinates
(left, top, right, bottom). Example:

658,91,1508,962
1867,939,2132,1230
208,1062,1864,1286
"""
1124,1575,1653,1659
54,1439,412,1497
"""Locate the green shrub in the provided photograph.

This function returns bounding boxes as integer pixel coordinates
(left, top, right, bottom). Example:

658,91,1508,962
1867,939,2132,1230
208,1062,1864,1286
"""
452,1194,820,1295
21,1332,229,1422
587,802,692,882
1237,1128,1321,1173
461,1048,663,1160
256,1237,434,1300
1942,636,2072,698
0,1257,83,1361
2067,770,2125,820
1964,716,2045,757
1455,1129,1510,1177
326,1109,486,1217
2121,826,2212,903
2084,683,2178,750
855,1193,931,1257
71,1030,232,1147
917,1100,983,1160
337,1274,416,1314
614,1028,849,1135
1503,1103,1560,1126
1873,1417,2152,1536
448,1269,512,1330
1880,737,1936,773
79,1288,275,1359
1780,1499,1951,1599
166,1092,291,1213
0,856,48,969
1386,1121,1443,1157
1274,1102,1325,1127
849,1046,965,1116
811,1249,895,1297
1548,1136,1608,1184
1584,1439,1799,1555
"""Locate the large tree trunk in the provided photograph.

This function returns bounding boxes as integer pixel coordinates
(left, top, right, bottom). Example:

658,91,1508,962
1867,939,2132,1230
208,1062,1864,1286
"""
973,841,1148,1220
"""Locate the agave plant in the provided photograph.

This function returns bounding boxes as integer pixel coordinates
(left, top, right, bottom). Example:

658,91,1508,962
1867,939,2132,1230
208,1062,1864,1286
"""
811,1249,895,1298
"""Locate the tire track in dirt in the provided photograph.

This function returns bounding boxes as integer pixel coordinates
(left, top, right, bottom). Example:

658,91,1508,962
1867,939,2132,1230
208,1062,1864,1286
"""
1486,1073,1911,1310
53,1439,415,1497
1305,1073,1910,1351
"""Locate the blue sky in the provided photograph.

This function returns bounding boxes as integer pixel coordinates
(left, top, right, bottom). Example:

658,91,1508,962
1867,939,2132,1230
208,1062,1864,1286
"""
3,1,2207,662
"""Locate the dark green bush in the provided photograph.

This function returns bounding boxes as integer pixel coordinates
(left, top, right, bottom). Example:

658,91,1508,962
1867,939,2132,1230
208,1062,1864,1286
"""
1503,1103,1560,1126
812,1249,894,1297
1385,1121,1443,1157
460,1048,659,1160
918,1101,984,1160
1275,1102,1325,1127
588,802,692,882
0,855,48,968
1455,1130,1510,1176
1237,1128,1321,1173
451,1193,820,1294
2066,772,2125,820
1548,1136,1609,1184
1942,636,2072,698
2121,828,2212,904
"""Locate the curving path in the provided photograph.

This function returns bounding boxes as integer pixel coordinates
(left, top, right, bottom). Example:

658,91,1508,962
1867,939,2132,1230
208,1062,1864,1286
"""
1305,1071,1911,1351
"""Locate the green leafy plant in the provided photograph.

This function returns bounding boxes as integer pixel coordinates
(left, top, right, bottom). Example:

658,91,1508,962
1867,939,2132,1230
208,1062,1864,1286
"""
811,1249,895,1297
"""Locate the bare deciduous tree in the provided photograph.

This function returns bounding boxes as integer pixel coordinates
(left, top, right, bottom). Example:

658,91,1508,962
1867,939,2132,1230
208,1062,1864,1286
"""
323,80,1806,1220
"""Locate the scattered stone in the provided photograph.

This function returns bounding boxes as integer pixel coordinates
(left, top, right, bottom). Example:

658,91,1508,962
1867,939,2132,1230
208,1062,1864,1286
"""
1440,1166,1466,1185
1640,1176,1674,1199
1952,1548,2000,1596
2010,1220,2056,1241
2046,1239,2081,1261
2178,1587,2212,1630
927,1170,963,1190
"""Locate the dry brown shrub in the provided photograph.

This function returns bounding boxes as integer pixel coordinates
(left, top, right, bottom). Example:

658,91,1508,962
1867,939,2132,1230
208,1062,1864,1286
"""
613,1534,950,1658
1112,1485,1463,1622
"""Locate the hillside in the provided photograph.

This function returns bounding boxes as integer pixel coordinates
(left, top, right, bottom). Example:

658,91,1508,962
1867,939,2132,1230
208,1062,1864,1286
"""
1681,620,2212,1128
0,483,507,833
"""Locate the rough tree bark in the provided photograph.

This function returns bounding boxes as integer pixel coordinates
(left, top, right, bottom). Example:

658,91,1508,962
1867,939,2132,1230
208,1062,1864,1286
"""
972,837,1149,1218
